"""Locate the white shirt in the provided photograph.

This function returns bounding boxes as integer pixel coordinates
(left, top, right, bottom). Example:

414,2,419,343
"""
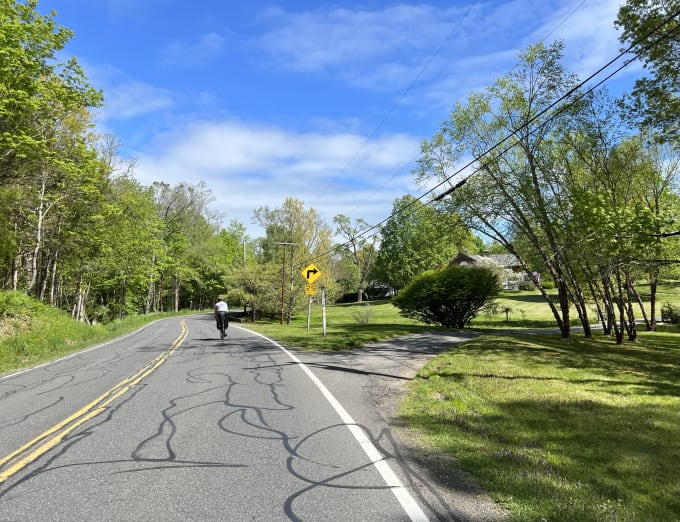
215,300,229,313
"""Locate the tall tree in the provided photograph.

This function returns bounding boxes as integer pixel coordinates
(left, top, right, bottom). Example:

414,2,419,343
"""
0,0,102,182
151,181,216,313
416,42,583,338
253,198,335,322
615,0,680,144
333,215,376,302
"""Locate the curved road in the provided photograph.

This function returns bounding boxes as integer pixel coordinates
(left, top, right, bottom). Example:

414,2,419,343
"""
0,314,486,521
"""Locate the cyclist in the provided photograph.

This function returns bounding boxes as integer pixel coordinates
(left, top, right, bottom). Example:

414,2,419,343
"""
214,297,229,339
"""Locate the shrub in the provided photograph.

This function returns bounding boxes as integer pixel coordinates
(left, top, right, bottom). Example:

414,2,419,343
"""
661,302,680,324
351,304,374,324
393,265,500,328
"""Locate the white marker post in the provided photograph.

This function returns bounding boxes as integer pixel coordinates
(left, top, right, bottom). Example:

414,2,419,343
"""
321,286,327,337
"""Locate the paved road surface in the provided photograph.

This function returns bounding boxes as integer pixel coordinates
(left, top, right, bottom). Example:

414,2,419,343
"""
0,314,504,521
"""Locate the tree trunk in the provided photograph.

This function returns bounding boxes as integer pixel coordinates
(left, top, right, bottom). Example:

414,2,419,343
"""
49,250,59,306
72,270,90,323
173,273,181,312
556,278,571,338
648,272,658,331
145,254,156,314
27,178,47,295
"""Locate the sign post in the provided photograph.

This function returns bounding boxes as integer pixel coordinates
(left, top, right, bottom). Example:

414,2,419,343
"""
306,295,312,332
301,264,322,333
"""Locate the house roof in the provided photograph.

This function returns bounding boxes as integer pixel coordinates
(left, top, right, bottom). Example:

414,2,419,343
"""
450,252,521,268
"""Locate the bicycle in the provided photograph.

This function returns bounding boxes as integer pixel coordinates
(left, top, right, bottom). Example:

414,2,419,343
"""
216,311,228,340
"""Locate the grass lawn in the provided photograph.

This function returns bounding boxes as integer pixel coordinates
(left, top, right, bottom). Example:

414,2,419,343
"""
399,330,680,521
242,301,432,351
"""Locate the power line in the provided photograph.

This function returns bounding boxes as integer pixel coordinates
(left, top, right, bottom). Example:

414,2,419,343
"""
309,7,680,264
337,0,588,220
310,1,480,207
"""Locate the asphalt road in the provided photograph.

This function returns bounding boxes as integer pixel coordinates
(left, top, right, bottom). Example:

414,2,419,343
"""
0,314,496,521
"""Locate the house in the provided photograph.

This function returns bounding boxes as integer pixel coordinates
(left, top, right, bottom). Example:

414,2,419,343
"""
450,250,532,290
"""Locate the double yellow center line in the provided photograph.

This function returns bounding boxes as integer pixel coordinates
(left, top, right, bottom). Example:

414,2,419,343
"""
0,320,188,484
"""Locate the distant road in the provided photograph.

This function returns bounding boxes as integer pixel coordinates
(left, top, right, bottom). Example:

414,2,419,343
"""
0,314,442,521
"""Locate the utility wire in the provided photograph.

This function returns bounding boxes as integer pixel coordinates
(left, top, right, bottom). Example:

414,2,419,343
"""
339,0,586,219
309,7,680,264
311,1,479,207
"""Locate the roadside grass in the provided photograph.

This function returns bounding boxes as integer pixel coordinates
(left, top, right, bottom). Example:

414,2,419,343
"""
399,330,680,521
242,301,432,351
0,290,186,376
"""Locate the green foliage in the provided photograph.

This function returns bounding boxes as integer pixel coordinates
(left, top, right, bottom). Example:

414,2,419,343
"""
333,214,376,300
0,0,102,180
351,303,374,325
0,289,187,375
372,195,473,290
661,302,680,324
253,197,337,320
616,0,680,142
393,265,500,328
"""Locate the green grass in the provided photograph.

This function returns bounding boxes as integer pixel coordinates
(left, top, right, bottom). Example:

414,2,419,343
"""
243,301,433,350
472,284,680,330
0,290,186,376
399,330,680,521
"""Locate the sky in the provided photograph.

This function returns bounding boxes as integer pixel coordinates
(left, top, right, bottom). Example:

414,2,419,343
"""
37,0,640,239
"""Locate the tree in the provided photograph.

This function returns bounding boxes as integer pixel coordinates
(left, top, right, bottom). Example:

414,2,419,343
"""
0,0,102,183
417,41,680,343
372,196,474,292
253,197,335,322
615,0,680,144
417,42,585,338
333,215,376,302
393,264,499,328
150,182,217,313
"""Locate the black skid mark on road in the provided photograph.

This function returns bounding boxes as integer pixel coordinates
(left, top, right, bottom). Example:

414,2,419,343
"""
0,395,64,430
0,384,145,499
132,378,237,463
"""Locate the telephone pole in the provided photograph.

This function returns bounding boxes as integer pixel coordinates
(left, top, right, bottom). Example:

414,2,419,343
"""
273,242,296,325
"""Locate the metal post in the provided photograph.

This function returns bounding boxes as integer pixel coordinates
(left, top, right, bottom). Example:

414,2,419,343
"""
321,286,327,337
307,295,312,332
280,245,286,325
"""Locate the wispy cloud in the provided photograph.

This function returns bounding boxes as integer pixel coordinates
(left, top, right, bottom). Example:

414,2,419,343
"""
88,65,174,120
160,33,226,67
135,119,421,235
257,1,631,101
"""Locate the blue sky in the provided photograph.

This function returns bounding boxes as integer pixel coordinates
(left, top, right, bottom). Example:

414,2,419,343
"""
38,0,638,239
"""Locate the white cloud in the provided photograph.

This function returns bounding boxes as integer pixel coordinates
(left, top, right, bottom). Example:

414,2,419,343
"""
160,33,226,67
87,65,174,121
257,1,633,102
134,119,422,238
530,0,633,81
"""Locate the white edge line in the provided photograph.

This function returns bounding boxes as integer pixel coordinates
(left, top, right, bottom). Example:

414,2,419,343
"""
238,326,430,522
1,317,174,382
